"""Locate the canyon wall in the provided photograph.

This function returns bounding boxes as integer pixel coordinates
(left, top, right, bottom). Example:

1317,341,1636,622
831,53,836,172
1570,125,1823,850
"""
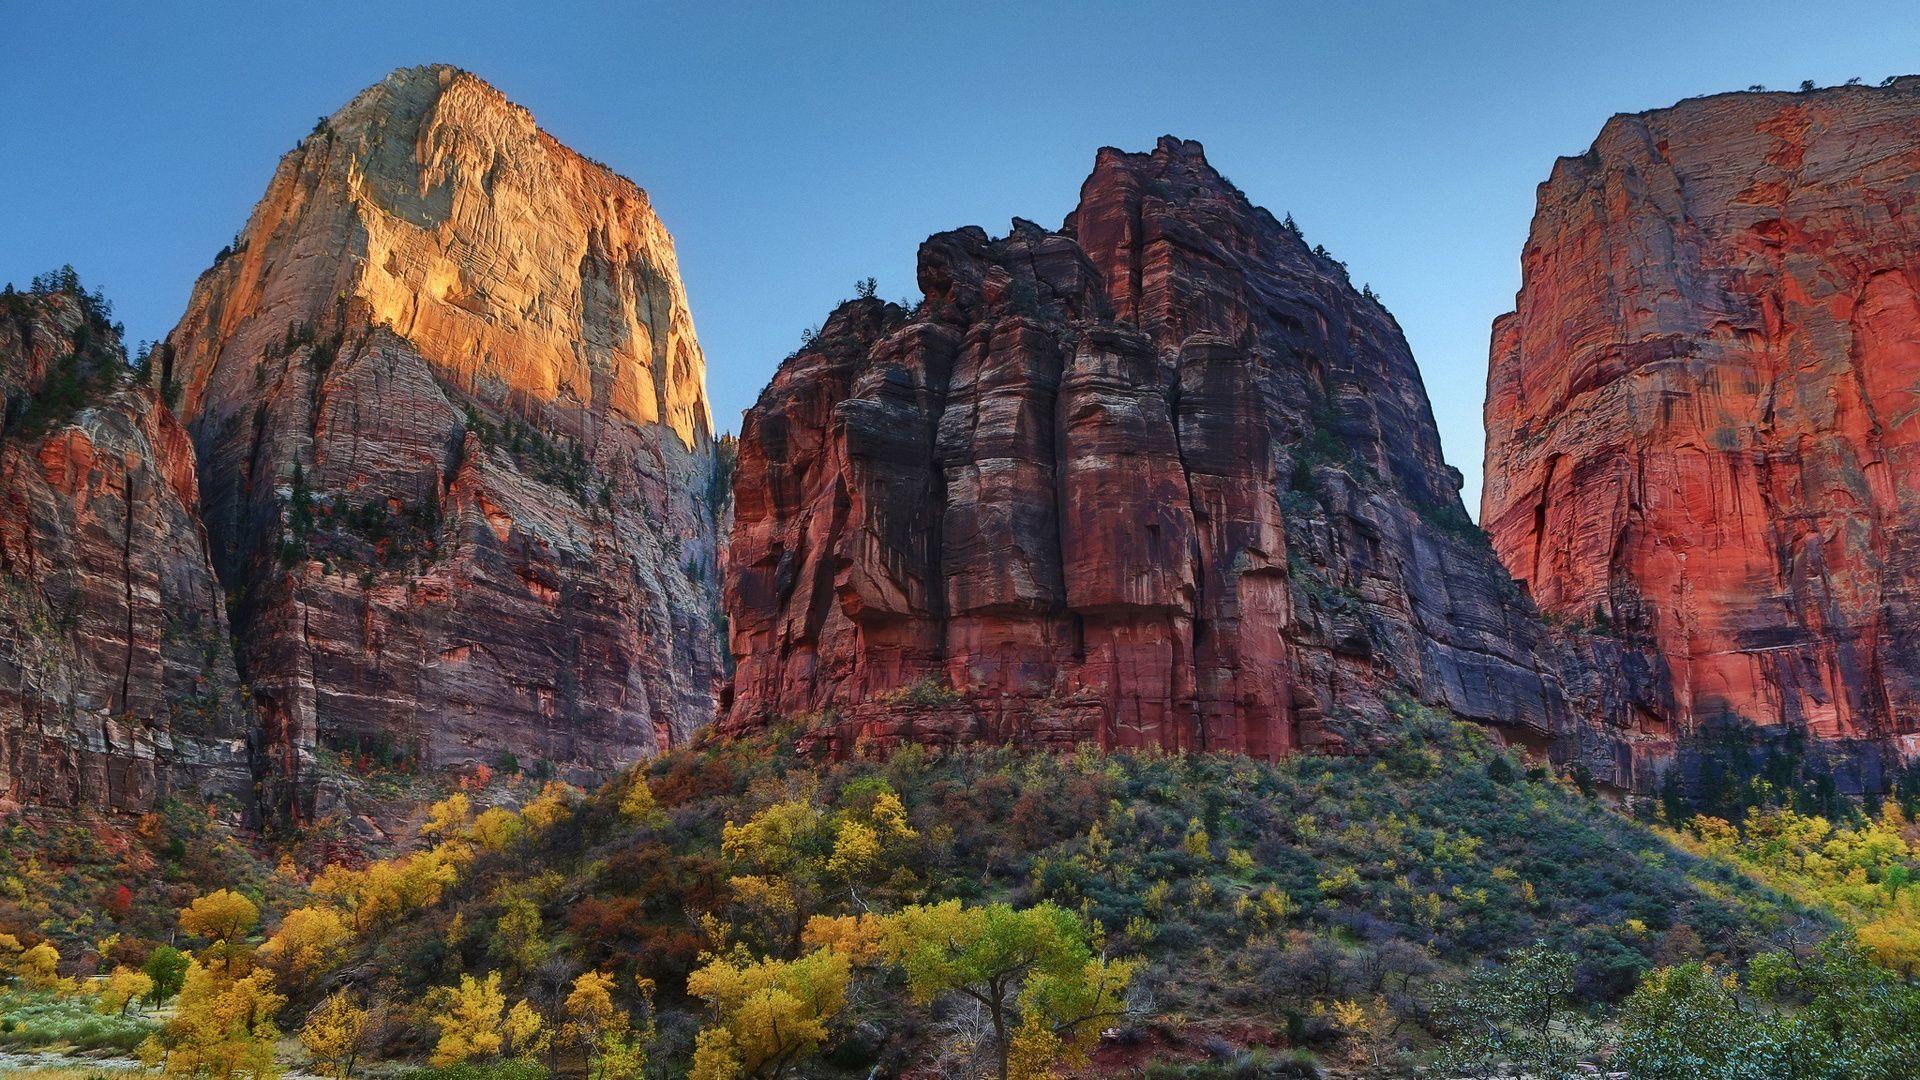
724,138,1634,764
1484,79,1920,786
166,65,723,817
1,285,253,814
24,70,1915,814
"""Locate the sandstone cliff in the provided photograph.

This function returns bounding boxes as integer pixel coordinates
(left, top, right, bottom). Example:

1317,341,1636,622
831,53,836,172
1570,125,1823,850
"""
1,282,253,814
725,138,1602,760
1483,79,1920,785
165,65,723,816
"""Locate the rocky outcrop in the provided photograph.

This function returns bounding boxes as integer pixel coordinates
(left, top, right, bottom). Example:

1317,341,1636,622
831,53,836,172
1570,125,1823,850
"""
1,284,253,814
725,138,1599,760
166,65,723,817
1483,79,1920,784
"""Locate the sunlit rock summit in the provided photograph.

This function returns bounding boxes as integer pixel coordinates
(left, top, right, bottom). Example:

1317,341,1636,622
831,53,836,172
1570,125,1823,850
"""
165,65,725,816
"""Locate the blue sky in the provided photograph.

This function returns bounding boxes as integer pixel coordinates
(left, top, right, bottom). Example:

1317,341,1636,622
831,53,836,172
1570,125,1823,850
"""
5,2,1916,514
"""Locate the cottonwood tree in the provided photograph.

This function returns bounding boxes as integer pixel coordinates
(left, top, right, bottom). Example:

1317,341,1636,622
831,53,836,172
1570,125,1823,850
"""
143,945,189,1005
686,944,852,1080
258,905,351,987
883,900,1137,1080
140,959,284,1079
428,971,545,1067
300,990,371,1080
179,889,261,975
561,969,656,1080
15,941,61,989
95,966,155,1016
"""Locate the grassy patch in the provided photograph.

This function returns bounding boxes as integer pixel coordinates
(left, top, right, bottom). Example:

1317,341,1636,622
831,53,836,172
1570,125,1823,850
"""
0,991,156,1053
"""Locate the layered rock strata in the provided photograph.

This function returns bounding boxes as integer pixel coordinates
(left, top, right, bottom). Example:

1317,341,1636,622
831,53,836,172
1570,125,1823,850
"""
725,138,1621,763
1483,79,1920,783
1,285,252,813
166,65,724,816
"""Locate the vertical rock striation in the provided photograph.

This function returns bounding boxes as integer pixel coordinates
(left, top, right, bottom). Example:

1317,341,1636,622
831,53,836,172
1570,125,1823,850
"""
166,65,723,816
1484,79,1920,786
726,138,1594,759
1,285,252,814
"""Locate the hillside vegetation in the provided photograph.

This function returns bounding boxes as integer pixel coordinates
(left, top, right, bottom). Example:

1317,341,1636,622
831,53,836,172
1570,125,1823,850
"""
295,701,1819,1076
13,701,1920,1077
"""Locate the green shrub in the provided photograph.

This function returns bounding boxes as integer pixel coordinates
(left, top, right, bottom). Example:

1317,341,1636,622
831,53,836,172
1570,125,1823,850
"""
0,991,157,1052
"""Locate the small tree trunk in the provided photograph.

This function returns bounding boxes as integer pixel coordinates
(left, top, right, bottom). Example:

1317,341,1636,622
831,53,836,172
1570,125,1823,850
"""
991,995,1010,1080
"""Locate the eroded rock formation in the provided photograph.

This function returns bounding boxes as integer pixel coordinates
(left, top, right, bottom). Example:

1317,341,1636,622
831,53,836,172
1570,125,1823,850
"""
725,138,1601,760
1,285,252,814
166,65,724,816
1483,79,1920,782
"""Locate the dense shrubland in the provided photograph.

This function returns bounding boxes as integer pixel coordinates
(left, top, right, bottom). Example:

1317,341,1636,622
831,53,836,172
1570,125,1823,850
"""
9,700,1920,1077
204,703,1824,1074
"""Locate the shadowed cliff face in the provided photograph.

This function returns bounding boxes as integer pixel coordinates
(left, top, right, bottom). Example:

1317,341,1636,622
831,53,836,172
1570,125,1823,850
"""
725,138,1623,762
166,65,723,818
1,288,253,815
1484,79,1920,779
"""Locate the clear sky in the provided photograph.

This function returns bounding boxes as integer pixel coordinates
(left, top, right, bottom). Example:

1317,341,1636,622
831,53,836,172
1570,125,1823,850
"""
5,2,1917,514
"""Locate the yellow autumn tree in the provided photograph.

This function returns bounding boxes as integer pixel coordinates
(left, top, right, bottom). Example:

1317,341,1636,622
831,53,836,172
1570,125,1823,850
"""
562,969,651,1079
722,783,919,955
300,990,369,1080
595,976,658,1080
472,806,524,851
799,912,890,966
1325,996,1397,1070
1673,803,1920,974
0,931,20,981
94,965,155,1016
619,775,661,825
883,900,1137,1080
505,999,548,1059
259,905,351,984
430,972,507,1065
561,968,620,1051
521,781,582,832
429,972,545,1066
180,889,261,976
1858,909,1920,976
180,889,261,941
686,945,852,1079
140,959,284,1079
494,897,549,973
312,843,467,932
16,940,61,989
421,792,473,838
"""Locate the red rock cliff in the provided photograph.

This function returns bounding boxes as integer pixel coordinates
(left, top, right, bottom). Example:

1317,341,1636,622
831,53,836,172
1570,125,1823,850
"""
1,284,253,814
726,138,1599,759
165,65,724,816
1483,80,1920,776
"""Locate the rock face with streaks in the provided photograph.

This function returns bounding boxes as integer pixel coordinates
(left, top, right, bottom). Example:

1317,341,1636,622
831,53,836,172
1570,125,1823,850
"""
0,284,253,814
1483,79,1920,786
725,138,1601,760
166,65,724,817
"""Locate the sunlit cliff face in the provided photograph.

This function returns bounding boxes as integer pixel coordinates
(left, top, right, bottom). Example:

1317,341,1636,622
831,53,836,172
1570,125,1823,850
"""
1484,79,1920,748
